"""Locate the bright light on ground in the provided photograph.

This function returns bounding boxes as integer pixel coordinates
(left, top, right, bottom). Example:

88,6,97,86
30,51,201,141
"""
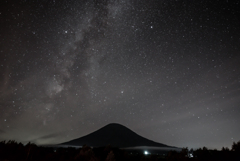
144,151,149,155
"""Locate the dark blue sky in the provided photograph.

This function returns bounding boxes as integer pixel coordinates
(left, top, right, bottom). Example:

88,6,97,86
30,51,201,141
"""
0,0,240,149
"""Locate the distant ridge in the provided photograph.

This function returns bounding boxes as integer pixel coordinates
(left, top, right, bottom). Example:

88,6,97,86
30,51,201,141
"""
61,123,172,148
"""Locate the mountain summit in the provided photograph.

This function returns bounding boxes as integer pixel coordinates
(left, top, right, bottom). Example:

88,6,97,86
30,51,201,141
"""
61,123,170,148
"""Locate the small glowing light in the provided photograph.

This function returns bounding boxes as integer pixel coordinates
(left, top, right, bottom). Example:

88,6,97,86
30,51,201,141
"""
144,151,149,155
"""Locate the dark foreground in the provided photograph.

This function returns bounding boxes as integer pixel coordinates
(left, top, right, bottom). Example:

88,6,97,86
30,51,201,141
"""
0,140,240,161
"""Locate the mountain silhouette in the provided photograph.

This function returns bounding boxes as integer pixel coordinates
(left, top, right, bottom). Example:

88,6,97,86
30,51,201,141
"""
61,123,171,148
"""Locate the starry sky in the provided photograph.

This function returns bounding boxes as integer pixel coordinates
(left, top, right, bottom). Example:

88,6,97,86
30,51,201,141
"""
0,0,240,149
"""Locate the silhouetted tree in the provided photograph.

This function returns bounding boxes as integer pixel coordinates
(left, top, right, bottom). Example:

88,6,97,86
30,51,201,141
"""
74,145,98,161
105,150,115,161
180,147,189,158
221,147,230,151
232,141,240,152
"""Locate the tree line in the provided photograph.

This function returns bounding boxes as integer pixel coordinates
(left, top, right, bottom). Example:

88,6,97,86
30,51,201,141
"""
0,140,240,161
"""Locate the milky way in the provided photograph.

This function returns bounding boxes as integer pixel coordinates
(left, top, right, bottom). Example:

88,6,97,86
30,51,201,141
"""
0,0,240,149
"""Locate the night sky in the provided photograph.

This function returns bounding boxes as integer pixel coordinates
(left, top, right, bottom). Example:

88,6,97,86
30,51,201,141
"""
0,0,240,149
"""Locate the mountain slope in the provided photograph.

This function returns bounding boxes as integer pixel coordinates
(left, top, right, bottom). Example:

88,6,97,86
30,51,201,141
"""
61,123,170,148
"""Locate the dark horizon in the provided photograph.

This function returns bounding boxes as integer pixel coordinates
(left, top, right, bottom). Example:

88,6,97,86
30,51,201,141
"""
0,0,240,150
1,140,240,161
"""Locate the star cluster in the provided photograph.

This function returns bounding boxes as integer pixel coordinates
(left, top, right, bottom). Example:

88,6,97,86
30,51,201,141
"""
0,0,240,149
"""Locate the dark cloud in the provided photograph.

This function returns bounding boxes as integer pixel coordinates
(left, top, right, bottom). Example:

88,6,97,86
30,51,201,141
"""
30,133,61,145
